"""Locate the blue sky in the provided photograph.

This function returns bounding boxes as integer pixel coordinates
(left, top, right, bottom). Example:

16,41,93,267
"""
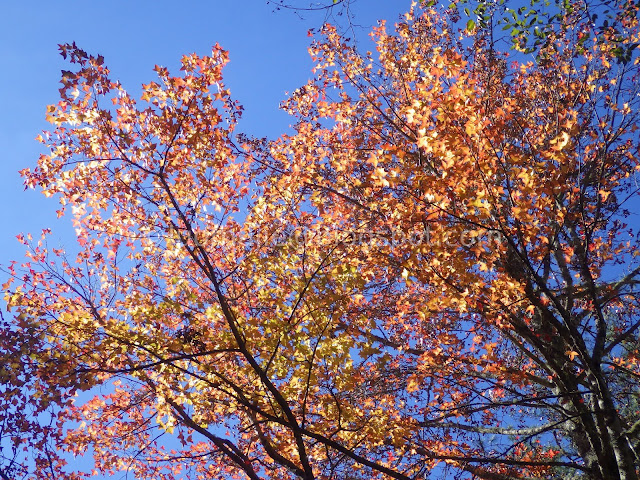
0,0,410,276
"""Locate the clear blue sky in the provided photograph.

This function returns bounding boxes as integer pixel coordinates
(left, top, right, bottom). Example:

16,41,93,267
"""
0,0,410,276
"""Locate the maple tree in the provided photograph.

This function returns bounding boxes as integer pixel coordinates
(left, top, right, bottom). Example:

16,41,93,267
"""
2,0,640,479
456,0,640,62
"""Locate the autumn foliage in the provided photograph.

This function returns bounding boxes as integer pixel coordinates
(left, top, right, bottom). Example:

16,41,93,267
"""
2,1,640,479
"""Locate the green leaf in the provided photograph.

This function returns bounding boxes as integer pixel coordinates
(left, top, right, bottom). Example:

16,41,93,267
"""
466,19,476,31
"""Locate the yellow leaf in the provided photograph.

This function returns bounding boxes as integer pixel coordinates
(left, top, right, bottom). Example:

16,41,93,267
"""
566,350,579,361
406,375,420,393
